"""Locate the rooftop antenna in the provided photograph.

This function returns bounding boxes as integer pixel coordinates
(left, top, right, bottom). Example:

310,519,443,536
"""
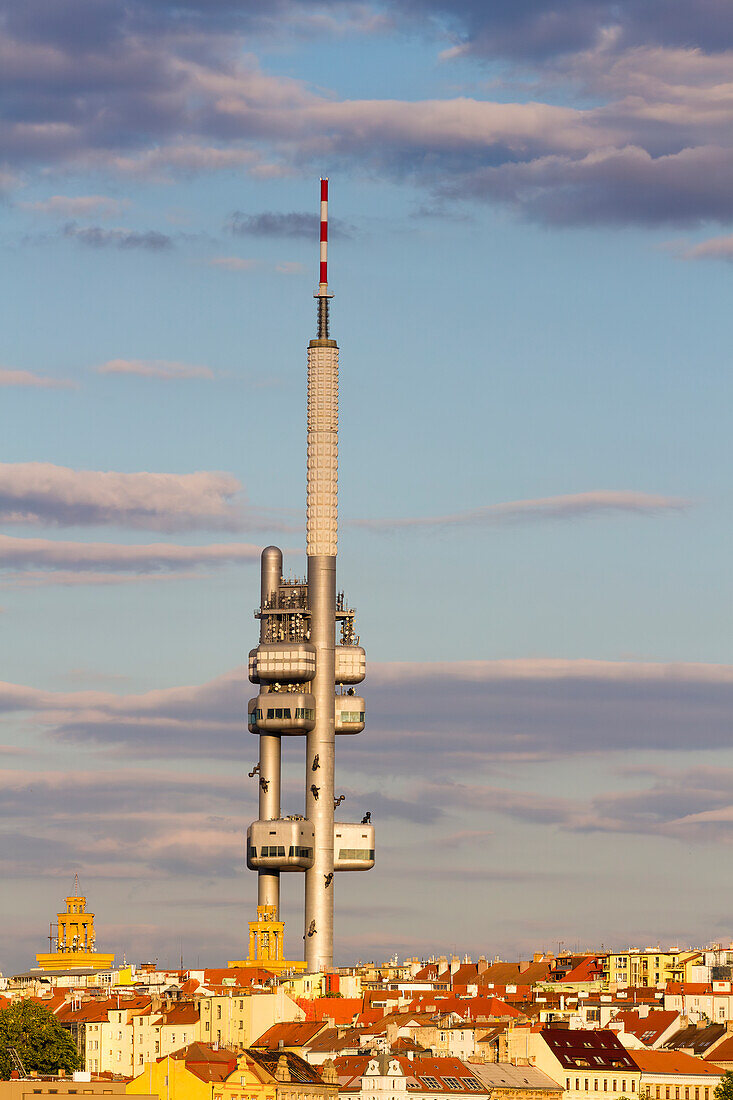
316,178,334,339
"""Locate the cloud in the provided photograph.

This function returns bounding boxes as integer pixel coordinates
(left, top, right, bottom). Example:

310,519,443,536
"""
677,233,733,261
420,765,733,846
207,256,260,271
353,490,689,531
2,658,732,770
227,211,353,239
19,194,129,218
0,533,262,573
4,0,733,229
0,368,75,390
275,261,306,274
0,462,247,531
95,359,215,380
62,223,173,250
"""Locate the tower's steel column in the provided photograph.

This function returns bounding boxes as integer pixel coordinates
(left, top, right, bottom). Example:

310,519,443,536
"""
304,330,338,971
258,546,282,913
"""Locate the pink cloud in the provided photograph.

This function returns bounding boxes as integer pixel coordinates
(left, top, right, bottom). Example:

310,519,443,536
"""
20,195,129,218
96,359,215,379
0,462,247,531
0,533,262,580
0,368,75,390
353,489,690,531
207,256,260,271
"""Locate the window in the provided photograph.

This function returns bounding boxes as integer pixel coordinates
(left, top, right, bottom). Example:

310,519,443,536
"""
421,1078,441,1089
685,1090,690,1099
139,1055,144,1065
217,1006,222,1019
595,1081,599,1092
206,1022,210,1032
461,1081,480,1091
442,1078,462,1090
622,1083,626,1093
338,848,375,860
567,1082,571,1091
155,1043,160,1054
613,1082,617,1091
585,1081,589,1092
239,1021,243,1030
576,1081,580,1091
604,1082,608,1092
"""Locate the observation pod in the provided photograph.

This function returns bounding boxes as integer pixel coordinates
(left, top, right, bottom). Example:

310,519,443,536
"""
247,817,315,870
249,642,317,684
248,692,316,733
335,693,365,734
335,645,366,685
333,822,375,870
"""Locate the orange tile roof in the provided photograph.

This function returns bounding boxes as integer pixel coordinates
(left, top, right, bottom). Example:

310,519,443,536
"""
630,1051,722,1076
252,1021,325,1047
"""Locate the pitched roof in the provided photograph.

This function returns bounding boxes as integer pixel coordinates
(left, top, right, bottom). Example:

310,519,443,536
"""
334,1055,489,1094
611,1011,680,1046
541,1028,637,1070
244,1049,326,1085
662,1025,726,1055
168,1042,239,1083
469,1064,563,1091
252,1020,326,1047
630,1051,722,1077
704,1035,733,1063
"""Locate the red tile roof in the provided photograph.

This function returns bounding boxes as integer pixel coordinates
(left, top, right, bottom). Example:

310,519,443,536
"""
611,1010,679,1046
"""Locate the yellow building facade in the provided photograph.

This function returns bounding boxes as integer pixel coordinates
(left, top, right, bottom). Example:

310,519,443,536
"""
603,950,702,987
36,879,115,972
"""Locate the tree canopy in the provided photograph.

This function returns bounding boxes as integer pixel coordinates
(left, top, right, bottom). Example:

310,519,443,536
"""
714,1071,733,1100
0,1000,80,1081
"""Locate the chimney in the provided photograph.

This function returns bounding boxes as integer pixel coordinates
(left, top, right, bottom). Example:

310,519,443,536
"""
275,1056,291,1082
519,961,530,974
477,957,488,975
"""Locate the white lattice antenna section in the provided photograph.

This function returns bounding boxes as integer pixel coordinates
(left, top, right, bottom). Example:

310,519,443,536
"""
306,342,339,557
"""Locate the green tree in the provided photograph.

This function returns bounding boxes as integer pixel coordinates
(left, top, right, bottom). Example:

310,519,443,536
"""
714,1071,733,1100
0,1000,81,1081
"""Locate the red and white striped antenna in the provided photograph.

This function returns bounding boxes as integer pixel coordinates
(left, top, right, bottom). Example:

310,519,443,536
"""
315,177,333,338
319,177,329,294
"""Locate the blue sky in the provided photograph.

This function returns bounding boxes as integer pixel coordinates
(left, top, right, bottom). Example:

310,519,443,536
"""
1,0,733,973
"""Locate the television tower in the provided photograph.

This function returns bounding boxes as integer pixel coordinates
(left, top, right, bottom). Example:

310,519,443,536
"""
246,179,374,971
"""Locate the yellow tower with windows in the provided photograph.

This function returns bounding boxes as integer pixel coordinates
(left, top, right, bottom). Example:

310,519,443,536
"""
228,905,306,974
36,877,115,972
